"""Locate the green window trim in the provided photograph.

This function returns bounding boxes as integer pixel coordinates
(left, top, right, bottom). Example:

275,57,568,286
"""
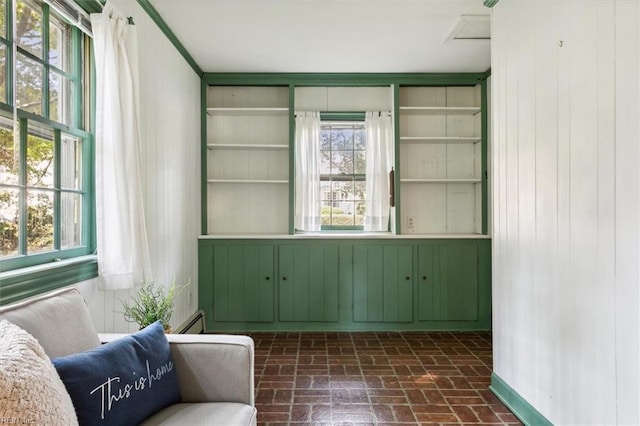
0,0,96,297
0,254,97,305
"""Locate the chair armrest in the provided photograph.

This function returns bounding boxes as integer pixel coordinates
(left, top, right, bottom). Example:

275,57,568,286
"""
98,333,255,405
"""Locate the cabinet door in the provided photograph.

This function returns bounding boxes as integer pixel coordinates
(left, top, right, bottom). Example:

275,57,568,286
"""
278,245,339,322
213,245,274,322
353,245,413,322
418,243,478,321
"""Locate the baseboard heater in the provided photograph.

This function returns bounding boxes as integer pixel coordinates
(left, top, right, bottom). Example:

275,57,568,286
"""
175,310,205,334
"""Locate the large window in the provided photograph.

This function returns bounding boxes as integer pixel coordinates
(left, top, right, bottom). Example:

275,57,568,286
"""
319,121,366,229
0,0,92,274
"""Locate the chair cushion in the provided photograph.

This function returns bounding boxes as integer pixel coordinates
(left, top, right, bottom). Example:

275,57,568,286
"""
53,321,181,426
0,320,79,425
141,402,257,426
0,288,101,358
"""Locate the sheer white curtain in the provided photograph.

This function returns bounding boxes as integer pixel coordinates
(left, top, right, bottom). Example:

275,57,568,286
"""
91,1,152,290
294,112,321,232
364,111,394,232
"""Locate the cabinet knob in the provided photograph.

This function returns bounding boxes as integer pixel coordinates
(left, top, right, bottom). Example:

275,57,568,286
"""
282,276,287,281
405,276,410,281
265,276,270,281
422,276,427,281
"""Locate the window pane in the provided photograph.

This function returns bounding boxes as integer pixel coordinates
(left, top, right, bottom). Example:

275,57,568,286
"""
319,149,331,175
332,151,353,175
333,180,354,200
320,131,330,150
0,0,6,39
0,117,17,185
17,53,43,115
17,0,43,59
61,133,81,190
60,191,81,248
354,151,365,175
50,71,72,124
0,187,19,257
354,128,365,150
331,128,353,150
26,125,54,187
355,201,365,226
26,189,53,253
354,181,366,202
0,43,6,103
49,14,71,72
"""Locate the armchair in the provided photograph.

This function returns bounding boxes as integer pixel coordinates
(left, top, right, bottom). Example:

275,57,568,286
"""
0,288,256,425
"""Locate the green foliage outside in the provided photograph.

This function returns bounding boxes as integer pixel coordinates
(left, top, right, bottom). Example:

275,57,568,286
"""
0,1,70,258
321,206,364,227
1,124,57,257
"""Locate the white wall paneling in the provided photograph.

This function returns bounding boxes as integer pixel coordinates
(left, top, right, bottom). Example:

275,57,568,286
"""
491,1,639,424
69,0,201,333
294,86,392,112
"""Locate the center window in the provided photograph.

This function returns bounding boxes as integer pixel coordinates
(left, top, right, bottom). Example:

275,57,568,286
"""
319,121,366,229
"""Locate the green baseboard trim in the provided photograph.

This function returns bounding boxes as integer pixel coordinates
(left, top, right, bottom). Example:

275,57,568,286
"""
490,373,553,426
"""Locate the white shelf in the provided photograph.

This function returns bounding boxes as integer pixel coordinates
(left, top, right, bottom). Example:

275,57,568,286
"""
206,107,289,116
207,144,289,150
399,106,481,116
399,136,481,144
400,178,481,183
207,179,288,184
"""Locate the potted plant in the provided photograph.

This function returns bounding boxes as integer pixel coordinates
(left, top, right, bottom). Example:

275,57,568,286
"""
121,281,187,333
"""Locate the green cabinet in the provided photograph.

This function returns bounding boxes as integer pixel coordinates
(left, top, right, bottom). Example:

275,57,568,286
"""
353,245,413,323
418,243,478,321
278,245,339,322
198,238,490,331
211,244,274,322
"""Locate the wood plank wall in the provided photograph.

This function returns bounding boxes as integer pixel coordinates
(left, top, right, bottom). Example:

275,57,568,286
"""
73,0,201,333
491,1,640,424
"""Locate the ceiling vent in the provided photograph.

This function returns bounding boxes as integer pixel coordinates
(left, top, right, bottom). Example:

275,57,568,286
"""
443,15,490,43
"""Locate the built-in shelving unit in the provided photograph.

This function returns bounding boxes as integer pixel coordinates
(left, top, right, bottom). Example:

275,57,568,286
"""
399,85,483,234
205,86,290,234
199,74,490,333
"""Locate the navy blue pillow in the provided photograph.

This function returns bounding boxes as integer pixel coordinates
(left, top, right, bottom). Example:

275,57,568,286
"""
52,321,181,426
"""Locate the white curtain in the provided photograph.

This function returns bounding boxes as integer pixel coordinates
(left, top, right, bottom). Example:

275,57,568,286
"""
294,112,321,232
364,111,394,232
91,1,152,290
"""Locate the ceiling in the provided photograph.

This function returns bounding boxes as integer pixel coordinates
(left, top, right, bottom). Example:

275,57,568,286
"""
147,0,491,74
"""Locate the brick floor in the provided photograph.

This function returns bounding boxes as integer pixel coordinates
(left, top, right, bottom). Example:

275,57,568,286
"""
249,331,522,426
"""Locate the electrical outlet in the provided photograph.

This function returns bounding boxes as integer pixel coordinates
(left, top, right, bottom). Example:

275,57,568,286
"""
407,216,415,229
